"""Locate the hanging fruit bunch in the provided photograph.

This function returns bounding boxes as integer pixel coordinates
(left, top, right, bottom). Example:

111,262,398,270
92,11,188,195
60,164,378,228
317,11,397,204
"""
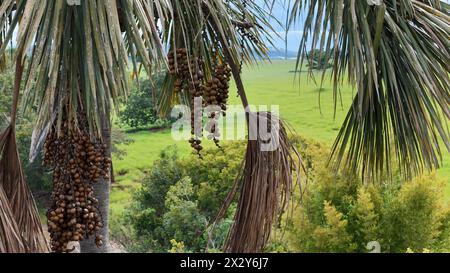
203,63,232,148
168,48,205,156
43,113,111,253
232,0,259,45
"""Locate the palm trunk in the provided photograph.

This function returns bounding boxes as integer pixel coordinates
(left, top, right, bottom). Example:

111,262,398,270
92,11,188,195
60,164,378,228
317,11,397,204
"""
80,114,112,253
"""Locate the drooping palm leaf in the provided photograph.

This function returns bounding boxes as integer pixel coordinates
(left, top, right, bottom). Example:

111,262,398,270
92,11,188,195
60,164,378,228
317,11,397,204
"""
0,0,165,149
157,0,276,115
214,112,303,253
0,49,49,252
290,0,450,178
0,180,27,253
0,125,49,252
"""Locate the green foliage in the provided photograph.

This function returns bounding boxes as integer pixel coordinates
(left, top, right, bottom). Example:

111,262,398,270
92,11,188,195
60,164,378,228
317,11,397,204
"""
162,177,207,250
119,77,169,129
169,239,188,253
16,122,52,193
311,201,356,253
0,63,13,120
114,134,450,253
118,142,244,252
180,142,244,219
347,188,379,251
287,137,450,253
0,63,51,193
133,147,184,218
379,176,447,252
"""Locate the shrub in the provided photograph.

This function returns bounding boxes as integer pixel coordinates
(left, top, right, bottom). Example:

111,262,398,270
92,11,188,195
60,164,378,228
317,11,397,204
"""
286,137,450,253
162,177,207,251
119,76,170,129
379,175,448,252
120,142,244,252
118,135,450,253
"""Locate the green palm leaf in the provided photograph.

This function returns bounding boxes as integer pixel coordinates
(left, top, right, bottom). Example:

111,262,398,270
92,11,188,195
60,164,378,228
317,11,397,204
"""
291,0,450,178
0,0,167,145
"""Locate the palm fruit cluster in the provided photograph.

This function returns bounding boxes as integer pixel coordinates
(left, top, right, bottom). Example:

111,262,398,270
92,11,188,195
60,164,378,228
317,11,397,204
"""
204,63,231,113
43,117,110,253
168,48,205,156
203,63,232,147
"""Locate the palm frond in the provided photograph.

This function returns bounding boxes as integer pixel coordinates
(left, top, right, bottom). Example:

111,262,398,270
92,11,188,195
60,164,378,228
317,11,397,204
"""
1,0,165,144
0,125,49,252
0,179,27,253
0,52,49,252
158,0,275,115
214,112,303,253
291,0,450,178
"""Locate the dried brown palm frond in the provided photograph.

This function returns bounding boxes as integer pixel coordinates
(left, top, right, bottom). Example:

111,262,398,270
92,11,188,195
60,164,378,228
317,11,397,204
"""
205,10,304,252
214,112,303,253
0,182,27,253
0,125,49,253
0,53,49,253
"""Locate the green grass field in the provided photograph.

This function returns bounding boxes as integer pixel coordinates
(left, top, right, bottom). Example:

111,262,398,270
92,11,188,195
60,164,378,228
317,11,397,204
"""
111,60,450,220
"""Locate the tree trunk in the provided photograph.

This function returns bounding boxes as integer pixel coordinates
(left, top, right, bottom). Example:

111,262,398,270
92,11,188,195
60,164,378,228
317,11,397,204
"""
80,114,112,253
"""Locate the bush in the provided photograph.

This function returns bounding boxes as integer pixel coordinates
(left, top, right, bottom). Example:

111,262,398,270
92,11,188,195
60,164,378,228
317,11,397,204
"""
118,142,245,252
162,177,207,249
378,175,448,252
286,137,450,253
119,76,171,129
117,135,450,253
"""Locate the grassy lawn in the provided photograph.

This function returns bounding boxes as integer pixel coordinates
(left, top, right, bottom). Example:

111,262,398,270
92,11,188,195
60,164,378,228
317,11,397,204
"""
111,59,450,220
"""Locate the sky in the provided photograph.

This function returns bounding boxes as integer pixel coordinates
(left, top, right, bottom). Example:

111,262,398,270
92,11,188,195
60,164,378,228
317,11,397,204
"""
261,0,450,52
258,0,306,52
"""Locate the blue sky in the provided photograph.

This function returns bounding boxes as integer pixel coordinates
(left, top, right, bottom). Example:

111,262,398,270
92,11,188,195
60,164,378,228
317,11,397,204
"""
259,0,306,52
260,0,450,52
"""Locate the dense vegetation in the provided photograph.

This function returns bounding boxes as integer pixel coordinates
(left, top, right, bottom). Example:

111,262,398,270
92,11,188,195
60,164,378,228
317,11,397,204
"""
119,76,172,130
110,136,450,253
2,60,449,253
111,143,244,252
280,138,450,253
